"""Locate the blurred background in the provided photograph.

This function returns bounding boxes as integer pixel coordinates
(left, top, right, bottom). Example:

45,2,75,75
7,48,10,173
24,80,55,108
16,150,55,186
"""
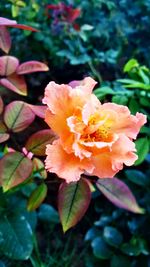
0,1,150,267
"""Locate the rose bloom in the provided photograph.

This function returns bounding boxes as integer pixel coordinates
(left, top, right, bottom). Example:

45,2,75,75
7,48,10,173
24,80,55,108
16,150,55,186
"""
43,77,146,183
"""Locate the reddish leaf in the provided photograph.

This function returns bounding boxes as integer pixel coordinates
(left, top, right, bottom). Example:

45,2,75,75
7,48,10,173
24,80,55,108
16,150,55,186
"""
27,183,48,211
0,56,19,76
0,121,9,143
0,152,33,191
0,17,38,32
4,101,35,132
33,157,47,179
17,61,49,75
25,129,55,156
0,73,27,95
28,104,46,118
10,24,39,32
58,178,91,232
0,26,11,53
0,97,4,114
96,177,144,214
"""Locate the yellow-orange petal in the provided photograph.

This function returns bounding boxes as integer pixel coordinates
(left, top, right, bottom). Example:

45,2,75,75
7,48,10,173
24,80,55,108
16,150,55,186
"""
91,134,137,178
43,82,86,152
45,140,94,183
102,103,147,139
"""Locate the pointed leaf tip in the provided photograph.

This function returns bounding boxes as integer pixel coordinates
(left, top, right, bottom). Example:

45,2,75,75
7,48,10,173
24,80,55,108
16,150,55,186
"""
0,26,11,53
58,178,91,233
96,177,144,214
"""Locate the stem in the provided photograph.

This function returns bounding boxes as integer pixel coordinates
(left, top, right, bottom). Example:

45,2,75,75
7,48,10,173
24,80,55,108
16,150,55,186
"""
88,61,103,84
29,234,45,267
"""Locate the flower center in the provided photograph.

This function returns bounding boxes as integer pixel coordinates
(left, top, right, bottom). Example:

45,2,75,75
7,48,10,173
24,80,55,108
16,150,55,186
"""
82,124,112,142
81,111,114,143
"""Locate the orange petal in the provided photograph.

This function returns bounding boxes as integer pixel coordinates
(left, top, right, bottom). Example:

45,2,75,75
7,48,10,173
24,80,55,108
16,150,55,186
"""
111,134,138,167
91,134,138,178
45,140,94,183
91,154,117,178
102,103,147,139
43,81,72,114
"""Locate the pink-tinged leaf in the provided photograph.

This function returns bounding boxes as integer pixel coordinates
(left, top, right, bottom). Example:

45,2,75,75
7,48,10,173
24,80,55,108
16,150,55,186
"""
0,56,19,76
0,17,38,32
0,152,33,191
96,177,144,214
0,17,17,26
58,178,91,233
0,133,9,143
0,97,4,114
28,104,46,118
27,183,48,211
17,61,49,75
0,26,11,53
25,129,55,156
33,157,47,179
0,121,9,143
4,101,35,132
0,73,27,95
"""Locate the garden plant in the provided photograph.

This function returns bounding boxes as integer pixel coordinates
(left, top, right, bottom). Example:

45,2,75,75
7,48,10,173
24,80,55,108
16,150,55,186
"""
0,1,150,267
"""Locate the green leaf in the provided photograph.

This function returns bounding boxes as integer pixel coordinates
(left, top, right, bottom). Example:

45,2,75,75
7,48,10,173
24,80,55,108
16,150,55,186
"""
129,98,140,114
58,178,91,232
0,152,33,192
111,255,131,267
27,183,48,211
0,213,33,260
38,204,59,224
96,178,144,214
4,101,35,132
112,95,128,105
103,226,123,247
125,169,149,186
138,69,150,84
123,59,139,73
12,5,19,17
140,96,150,107
91,237,112,259
94,87,115,100
121,237,149,256
25,129,55,156
134,137,149,166
118,79,150,90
